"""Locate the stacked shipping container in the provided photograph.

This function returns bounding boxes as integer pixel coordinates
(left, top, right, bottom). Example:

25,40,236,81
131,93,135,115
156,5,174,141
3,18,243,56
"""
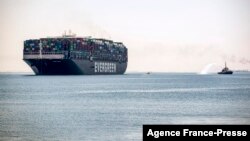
24,37,128,63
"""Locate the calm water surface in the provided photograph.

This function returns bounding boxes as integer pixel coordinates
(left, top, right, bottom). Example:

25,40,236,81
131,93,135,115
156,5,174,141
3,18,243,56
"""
1,73,250,140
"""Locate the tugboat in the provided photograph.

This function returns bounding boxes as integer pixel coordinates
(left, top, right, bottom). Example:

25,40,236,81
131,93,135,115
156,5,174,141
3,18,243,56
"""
218,62,233,74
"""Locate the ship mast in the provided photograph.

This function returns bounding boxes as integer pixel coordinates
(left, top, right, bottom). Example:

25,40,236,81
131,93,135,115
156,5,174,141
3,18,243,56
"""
62,30,76,38
39,40,42,59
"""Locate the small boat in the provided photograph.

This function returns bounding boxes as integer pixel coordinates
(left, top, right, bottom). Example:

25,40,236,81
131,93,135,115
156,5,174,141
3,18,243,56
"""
218,62,233,74
146,72,151,75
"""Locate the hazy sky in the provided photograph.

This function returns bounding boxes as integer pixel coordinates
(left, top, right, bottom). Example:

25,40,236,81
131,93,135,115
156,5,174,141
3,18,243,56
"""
0,0,249,72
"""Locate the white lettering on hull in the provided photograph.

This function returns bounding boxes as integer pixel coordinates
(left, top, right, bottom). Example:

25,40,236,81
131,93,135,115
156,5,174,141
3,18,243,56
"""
95,62,117,73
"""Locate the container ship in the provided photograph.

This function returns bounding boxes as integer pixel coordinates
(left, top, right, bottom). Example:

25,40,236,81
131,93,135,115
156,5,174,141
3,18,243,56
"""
23,33,128,75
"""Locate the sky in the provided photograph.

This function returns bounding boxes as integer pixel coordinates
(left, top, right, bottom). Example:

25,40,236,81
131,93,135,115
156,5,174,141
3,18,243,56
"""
0,0,250,73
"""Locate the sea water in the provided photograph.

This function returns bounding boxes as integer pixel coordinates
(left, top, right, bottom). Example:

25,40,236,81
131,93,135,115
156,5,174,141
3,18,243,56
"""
1,73,250,140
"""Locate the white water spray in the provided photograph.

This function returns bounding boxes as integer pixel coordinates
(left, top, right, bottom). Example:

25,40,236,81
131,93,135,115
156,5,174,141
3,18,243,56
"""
200,63,221,74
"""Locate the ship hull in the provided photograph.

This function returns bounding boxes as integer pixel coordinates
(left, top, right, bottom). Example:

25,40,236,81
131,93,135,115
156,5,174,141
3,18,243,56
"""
24,59,127,75
218,71,233,74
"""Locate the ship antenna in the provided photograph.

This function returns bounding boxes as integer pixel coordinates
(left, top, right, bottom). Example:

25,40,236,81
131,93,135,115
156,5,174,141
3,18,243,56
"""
225,62,227,68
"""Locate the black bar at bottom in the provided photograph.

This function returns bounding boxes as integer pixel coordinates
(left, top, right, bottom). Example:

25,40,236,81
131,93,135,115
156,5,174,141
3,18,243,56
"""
143,125,250,140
